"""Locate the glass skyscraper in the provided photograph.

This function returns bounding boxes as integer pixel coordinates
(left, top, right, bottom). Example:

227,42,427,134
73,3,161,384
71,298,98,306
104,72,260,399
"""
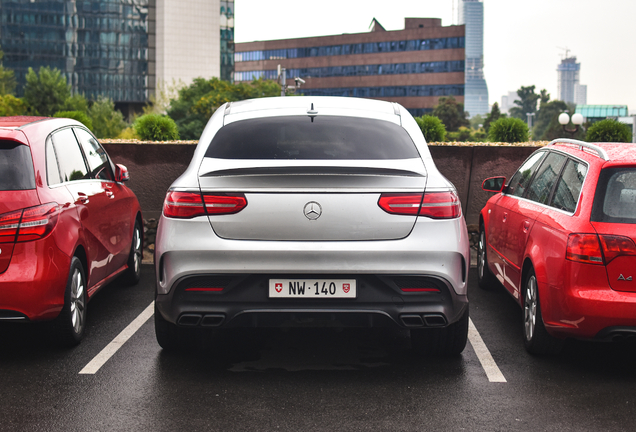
0,0,151,104
459,0,489,117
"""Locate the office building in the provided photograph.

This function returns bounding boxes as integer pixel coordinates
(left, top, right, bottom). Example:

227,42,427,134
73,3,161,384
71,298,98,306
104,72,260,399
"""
234,18,465,117
557,56,581,104
0,0,232,112
500,91,519,114
574,83,587,105
459,0,489,117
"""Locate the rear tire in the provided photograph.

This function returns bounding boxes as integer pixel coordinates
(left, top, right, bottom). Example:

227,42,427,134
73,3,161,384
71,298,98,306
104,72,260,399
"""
477,224,498,290
411,307,469,356
122,220,142,286
523,268,563,355
54,257,87,347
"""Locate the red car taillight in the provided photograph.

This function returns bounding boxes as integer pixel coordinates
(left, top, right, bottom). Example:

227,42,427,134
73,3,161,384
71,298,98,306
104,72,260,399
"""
567,233,636,265
163,191,247,219
378,191,461,219
0,203,60,243
598,235,636,264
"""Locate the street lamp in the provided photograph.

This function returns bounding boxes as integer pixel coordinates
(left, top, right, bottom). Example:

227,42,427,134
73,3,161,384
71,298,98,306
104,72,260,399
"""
558,112,584,137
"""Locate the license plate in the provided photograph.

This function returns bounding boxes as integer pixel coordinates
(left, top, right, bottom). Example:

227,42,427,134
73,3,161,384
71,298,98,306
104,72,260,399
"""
269,279,356,298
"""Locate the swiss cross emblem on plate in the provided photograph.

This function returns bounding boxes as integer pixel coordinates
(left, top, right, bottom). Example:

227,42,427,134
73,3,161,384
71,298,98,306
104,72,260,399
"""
275,283,283,293
342,283,350,294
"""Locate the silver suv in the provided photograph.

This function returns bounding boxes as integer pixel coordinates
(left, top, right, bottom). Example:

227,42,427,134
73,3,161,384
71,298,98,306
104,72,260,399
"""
154,96,470,355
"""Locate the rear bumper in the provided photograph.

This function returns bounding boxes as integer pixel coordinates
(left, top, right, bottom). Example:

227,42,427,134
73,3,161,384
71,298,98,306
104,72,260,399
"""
0,240,70,321
155,273,469,329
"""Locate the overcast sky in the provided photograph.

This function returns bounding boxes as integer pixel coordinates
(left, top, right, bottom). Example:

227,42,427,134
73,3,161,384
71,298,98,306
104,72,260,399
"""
235,0,636,112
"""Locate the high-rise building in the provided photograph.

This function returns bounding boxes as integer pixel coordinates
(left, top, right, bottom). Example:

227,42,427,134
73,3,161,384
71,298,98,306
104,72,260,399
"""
0,0,233,113
557,56,580,104
573,83,587,105
234,18,465,117
459,0,489,117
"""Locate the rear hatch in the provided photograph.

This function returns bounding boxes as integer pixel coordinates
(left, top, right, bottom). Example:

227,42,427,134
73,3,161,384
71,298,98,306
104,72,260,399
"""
197,114,427,241
590,166,636,292
0,139,39,272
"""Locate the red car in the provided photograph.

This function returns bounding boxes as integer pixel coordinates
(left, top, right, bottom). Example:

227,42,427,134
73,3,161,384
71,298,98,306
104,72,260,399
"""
479,139,636,354
0,117,142,345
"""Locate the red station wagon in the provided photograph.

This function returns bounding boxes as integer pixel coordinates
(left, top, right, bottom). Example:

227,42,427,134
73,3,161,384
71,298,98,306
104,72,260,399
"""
0,117,142,345
479,139,636,354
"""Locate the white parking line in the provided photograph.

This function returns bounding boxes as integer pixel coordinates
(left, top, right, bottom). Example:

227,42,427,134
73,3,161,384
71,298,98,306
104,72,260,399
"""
79,301,155,375
468,318,507,383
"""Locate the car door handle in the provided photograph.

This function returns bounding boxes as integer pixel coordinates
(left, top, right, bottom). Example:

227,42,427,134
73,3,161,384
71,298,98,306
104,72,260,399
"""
503,212,508,222
105,190,114,199
76,193,89,204
523,221,531,233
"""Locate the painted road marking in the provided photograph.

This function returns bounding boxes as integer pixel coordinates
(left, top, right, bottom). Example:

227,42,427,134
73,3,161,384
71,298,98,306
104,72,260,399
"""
79,301,154,375
468,318,507,383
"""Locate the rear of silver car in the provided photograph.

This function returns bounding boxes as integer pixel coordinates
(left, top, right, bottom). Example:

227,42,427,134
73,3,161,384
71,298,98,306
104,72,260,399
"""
154,97,470,355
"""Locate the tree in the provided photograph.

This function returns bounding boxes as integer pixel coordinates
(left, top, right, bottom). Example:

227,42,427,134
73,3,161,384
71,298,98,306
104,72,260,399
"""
88,97,127,138
415,115,446,142
585,119,632,143
133,114,179,141
533,100,570,141
509,86,540,121
23,67,71,116
62,94,89,113
0,94,27,116
469,114,485,130
54,110,93,130
0,50,17,96
483,102,505,132
431,96,469,132
488,117,528,143
167,77,281,140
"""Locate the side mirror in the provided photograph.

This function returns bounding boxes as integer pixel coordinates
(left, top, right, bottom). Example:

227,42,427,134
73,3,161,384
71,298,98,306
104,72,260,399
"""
115,164,130,182
482,176,506,193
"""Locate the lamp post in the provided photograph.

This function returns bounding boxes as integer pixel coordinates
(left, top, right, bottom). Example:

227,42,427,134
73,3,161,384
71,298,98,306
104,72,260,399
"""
558,112,584,137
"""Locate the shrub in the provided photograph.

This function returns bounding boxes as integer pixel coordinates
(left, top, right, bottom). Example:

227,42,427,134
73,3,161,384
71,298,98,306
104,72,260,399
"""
488,117,529,143
54,110,93,130
133,113,180,141
415,115,446,142
585,119,632,143
89,97,127,139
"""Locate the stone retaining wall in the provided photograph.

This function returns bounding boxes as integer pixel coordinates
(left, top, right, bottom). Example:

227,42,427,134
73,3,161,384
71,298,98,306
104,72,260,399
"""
101,141,542,256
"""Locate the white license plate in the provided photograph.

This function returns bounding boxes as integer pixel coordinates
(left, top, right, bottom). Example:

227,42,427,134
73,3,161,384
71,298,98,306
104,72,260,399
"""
269,279,356,298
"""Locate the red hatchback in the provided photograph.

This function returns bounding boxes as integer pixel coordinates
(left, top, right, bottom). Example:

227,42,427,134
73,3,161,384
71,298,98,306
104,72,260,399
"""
0,117,142,345
479,139,636,354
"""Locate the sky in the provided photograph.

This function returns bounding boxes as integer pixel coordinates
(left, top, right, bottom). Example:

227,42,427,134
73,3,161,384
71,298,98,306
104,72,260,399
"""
235,0,636,112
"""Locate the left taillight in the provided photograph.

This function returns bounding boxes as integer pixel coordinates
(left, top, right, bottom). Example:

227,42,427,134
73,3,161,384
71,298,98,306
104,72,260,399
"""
0,203,60,243
163,191,247,219
378,191,461,219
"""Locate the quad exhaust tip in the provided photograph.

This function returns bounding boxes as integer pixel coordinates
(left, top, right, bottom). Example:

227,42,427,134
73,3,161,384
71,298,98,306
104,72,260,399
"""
177,313,225,327
400,314,447,328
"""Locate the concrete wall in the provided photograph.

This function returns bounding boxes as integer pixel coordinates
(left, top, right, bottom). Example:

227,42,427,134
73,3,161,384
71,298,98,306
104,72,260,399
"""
103,142,540,225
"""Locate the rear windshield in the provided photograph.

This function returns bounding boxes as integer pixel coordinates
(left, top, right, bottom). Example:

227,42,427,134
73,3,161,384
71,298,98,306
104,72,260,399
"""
205,116,420,160
591,167,636,224
0,140,35,191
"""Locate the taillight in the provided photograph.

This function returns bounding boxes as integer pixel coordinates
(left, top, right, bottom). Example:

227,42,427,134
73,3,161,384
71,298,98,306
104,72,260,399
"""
0,209,22,243
163,191,247,219
599,235,636,264
567,233,636,265
378,191,461,219
0,203,60,243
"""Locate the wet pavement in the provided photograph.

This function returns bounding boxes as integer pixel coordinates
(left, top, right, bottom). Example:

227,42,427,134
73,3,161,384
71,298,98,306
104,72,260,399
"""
1,265,635,431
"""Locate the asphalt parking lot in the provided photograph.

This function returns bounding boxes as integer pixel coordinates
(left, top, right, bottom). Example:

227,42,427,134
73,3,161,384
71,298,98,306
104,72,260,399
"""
1,265,635,431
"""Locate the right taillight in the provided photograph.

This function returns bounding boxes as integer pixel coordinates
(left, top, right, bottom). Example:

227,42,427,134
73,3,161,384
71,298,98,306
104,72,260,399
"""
598,235,636,264
378,191,461,219
566,233,636,265
163,191,247,219
0,203,60,243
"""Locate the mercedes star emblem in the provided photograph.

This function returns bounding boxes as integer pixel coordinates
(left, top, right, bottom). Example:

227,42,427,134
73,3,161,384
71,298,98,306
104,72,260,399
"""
303,201,322,220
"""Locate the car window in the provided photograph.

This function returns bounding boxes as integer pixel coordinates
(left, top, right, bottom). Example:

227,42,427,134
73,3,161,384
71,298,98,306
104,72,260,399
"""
51,128,89,182
551,159,587,213
205,116,420,160
591,167,636,224
74,128,114,181
506,151,546,198
0,140,36,190
526,152,567,204
46,137,62,186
